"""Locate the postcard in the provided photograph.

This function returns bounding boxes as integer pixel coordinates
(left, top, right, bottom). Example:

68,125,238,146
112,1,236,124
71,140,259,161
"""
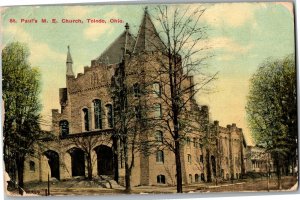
0,1,298,196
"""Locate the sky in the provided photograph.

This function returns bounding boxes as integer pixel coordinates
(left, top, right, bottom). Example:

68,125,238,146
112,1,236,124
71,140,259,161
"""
0,2,295,145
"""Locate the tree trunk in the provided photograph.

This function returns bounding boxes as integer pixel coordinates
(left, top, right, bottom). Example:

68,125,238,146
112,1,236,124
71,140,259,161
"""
175,139,183,193
206,149,212,182
113,137,119,182
17,155,25,195
87,153,92,180
123,137,131,193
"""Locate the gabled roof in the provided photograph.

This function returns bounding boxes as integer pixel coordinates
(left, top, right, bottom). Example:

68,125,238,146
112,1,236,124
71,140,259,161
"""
133,8,166,54
95,24,136,65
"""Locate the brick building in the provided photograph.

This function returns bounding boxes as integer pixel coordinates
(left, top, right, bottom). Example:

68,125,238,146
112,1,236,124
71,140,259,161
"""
23,9,248,186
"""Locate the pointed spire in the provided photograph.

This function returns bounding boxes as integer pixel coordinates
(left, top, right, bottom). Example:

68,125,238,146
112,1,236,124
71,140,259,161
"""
133,7,165,53
66,45,74,76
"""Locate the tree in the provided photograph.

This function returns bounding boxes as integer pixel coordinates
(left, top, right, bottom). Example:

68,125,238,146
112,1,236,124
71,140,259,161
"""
246,55,297,189
148,5,216,193
2,42,42,195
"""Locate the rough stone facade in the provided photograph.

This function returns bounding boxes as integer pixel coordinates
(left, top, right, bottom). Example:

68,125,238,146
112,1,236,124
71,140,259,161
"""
24,9,248,187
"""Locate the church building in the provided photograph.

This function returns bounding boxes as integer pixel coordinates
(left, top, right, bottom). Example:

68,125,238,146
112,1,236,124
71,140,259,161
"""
23,8,247,187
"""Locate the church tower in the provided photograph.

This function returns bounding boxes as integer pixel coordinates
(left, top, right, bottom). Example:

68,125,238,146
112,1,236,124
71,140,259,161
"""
66,45,74,76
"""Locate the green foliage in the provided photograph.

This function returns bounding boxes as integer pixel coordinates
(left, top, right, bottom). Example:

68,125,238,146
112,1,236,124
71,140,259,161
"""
246,55,296,157
2,42,42,179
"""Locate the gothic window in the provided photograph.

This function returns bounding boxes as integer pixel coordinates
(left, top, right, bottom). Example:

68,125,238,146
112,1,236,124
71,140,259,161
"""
156,150,164,163
157,175,165,184
106,104,113,128
155,131,163,144
193,137,197,147
152,82,161,97
154,104,162,119
93,99,102,129
59,120,69,137
188,154,192,163
133,83,140,97
82,108,89,131
29,161,35,172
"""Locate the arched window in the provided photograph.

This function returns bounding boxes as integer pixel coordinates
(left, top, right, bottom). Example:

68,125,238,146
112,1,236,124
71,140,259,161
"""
157,174,165,184
152,82,161,97
82,108,89,131
93,99,102,129
155,131,163,143
106,104,113,128
156,150,164,163
29,161,35,172
59,120,69,137
133,83,140,97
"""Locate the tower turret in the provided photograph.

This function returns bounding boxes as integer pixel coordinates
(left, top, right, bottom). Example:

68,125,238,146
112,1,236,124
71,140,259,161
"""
66,45,74,76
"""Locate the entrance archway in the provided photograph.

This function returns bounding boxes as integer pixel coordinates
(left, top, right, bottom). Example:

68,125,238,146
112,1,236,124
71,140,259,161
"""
44,150,60,180
94,145,113,175
68,148,85,177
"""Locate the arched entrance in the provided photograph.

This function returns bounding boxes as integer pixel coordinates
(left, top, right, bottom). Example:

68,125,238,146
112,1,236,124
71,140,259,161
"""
44,150,60,180
94,145,113,176
68,148,85,177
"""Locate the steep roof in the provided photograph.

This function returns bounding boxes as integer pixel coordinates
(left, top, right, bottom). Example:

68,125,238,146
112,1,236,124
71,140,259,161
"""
95,23,136,65
133,8,166,54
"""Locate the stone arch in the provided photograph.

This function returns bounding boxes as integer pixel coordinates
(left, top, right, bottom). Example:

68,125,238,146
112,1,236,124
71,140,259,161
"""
68,147,85,177
94,145,113,176
43,150,60,180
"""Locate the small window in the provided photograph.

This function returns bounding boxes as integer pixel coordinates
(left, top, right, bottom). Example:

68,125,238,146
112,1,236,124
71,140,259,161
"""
133,83,140,97
155,131,163,144
29,161,35,172
157,175,165,184
193,137,197,147
154,104,162,119
156,150,164,163
152,82,161,97
188,154,192,163
59,120,69,137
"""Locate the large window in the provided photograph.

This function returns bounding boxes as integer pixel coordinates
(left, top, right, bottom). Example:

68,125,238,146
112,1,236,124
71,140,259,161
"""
106,104,113,128
93,99,102,129
82,108,89,131
155,131,163,144
133,83,140,97
59,120,69,137
157,175,165,184
156,150,164,163
152,82,161,97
